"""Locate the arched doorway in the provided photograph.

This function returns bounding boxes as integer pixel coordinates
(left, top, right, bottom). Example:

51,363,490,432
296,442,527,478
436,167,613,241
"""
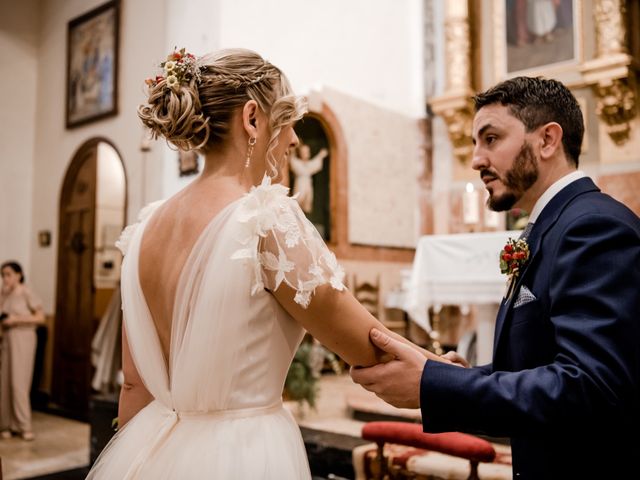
52,138,127,418
290,103,349,252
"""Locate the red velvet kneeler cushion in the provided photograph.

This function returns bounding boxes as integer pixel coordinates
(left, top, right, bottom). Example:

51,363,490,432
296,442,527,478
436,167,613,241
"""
362,422,496,463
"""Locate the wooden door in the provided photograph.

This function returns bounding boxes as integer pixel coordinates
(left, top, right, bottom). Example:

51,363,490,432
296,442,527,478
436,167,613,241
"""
52,145,97,418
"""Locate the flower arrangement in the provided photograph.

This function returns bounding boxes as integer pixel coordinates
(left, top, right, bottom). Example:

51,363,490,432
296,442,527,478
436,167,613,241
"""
507,208,530,230
145,47,202,92
284,339,342,410
500,238,530,298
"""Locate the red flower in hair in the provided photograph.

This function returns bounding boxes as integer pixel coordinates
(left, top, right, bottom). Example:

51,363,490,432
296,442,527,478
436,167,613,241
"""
144,48,202,92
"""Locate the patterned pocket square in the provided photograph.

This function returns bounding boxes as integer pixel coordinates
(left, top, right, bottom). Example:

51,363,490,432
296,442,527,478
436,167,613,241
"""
514,285,537,308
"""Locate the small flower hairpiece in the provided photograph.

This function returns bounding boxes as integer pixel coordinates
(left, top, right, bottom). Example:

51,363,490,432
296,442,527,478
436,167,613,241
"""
145,47,202,92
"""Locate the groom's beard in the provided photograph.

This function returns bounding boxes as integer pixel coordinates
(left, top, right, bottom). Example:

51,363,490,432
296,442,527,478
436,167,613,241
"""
485,141,539,211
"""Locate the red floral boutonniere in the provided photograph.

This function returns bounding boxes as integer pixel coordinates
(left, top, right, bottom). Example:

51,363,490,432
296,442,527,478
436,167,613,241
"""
500,238,530,299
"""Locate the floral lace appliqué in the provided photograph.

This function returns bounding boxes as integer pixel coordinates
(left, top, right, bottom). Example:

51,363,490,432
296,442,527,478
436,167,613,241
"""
259,247,295,290
231,175,345,308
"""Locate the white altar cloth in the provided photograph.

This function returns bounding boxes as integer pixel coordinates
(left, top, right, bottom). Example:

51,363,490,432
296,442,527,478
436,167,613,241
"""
406,230,520,332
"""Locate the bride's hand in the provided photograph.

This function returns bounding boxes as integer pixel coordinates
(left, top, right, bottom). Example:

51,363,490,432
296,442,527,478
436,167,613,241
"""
440,350,469,368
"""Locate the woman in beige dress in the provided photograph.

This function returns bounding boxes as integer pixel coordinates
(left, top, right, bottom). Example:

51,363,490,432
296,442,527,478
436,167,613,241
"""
0,261,45,441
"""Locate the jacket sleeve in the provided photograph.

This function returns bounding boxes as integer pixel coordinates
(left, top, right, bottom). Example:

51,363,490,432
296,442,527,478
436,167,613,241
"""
420,212,640,437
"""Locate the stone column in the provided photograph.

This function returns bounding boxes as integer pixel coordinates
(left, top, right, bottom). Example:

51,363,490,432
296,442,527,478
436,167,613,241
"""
428,0,475,165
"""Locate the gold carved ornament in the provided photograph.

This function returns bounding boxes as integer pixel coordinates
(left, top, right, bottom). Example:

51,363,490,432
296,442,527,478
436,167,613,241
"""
582,0,638,145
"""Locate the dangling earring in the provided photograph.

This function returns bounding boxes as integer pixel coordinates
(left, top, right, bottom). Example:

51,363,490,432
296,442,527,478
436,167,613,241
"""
245,137,256,168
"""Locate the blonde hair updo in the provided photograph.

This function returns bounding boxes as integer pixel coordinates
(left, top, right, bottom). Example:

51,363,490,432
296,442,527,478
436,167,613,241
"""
138,48,307,174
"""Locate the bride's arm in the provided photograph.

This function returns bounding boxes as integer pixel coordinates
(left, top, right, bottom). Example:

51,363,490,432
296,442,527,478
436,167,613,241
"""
253,195,444,369
271,283,447,368
118,324,153,428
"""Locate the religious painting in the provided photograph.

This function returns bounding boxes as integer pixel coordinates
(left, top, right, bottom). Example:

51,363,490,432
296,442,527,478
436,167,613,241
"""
626,0,640,63
66,1,120,128
502,0,579,75
291,115,331,241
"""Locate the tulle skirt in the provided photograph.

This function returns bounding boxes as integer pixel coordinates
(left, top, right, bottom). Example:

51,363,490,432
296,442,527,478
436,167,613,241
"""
86,400,311,479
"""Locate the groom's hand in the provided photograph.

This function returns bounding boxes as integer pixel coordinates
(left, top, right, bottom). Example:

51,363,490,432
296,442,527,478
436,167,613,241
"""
349,328,425,409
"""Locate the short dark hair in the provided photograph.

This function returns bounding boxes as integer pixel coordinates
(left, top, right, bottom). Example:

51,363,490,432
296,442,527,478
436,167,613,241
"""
473,76,584,167
1,261,24,283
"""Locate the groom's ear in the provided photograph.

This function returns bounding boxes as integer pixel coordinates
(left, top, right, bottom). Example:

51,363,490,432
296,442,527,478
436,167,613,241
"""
538,122,563,161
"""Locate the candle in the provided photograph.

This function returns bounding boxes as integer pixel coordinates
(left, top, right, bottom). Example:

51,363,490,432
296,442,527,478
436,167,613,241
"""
484,190,501,228
447,0,468,17
485,209,501,228
463,183,479,225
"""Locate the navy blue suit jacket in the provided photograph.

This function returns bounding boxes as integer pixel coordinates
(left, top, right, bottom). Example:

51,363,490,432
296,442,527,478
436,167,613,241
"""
420,177,640,478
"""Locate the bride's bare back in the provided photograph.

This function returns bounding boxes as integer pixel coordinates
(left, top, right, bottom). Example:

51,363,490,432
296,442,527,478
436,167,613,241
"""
138,180,245,364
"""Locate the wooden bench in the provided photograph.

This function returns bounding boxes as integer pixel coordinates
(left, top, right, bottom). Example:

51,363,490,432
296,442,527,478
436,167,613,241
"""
362,422,497,480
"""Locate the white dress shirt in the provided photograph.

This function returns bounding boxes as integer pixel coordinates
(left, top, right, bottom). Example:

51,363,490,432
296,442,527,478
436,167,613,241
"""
528,170,587,224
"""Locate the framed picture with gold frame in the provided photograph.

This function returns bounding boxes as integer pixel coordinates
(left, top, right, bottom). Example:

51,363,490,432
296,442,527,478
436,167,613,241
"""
493,0,583,80
66,0,120,128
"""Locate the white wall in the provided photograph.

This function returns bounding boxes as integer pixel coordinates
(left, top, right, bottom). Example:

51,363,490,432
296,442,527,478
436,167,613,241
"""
158,0,427,223
217,0,425,118
27,0,167,312
159,0,222,198
322,88,420,247
0,0,39,276
157,0,424,120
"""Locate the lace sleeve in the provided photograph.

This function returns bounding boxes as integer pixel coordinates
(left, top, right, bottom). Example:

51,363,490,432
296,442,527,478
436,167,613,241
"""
231,176,345,308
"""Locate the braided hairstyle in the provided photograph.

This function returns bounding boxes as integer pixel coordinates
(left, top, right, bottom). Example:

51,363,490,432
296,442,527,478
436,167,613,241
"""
138,48,306,175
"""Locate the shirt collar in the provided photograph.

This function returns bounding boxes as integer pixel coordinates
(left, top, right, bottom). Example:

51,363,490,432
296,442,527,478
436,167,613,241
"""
528,170,587,223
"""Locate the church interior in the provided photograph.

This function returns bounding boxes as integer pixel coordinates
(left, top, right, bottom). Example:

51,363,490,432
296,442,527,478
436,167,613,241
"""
1,0,640,478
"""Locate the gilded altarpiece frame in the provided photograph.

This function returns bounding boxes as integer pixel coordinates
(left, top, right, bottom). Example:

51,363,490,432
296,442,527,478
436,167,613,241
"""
484,0,638,146
495,0,584,79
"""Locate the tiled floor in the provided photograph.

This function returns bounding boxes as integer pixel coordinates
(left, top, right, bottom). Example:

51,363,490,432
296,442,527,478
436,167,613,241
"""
289,372,420,435
0,411,89,480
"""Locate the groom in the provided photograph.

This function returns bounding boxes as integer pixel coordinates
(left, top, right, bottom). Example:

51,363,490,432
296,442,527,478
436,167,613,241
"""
351,76,640,479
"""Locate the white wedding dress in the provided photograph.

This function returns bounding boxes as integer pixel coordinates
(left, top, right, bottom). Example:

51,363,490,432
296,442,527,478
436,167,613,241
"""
86,176,345,479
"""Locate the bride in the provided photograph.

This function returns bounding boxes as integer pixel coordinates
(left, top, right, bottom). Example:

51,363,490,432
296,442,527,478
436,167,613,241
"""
86,47,446,479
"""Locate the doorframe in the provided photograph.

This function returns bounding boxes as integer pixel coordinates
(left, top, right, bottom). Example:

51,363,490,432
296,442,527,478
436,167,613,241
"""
51,137,127,418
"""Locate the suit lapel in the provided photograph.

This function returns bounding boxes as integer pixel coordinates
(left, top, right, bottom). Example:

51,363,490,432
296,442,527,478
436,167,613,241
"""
492,177,600,360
